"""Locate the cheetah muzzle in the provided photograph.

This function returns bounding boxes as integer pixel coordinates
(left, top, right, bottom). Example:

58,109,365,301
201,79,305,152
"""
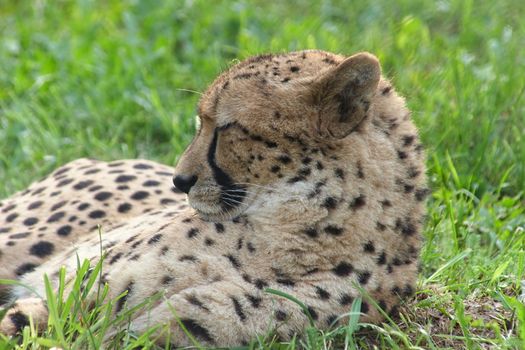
0,50,427,347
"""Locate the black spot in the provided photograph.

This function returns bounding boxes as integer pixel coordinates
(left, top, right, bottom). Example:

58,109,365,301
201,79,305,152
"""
322,197,338,209
118,203,132,213
363,241,375,253
47,211,65,223
349,194,366,210
9,311,29,332
0,227,11,233
376,222,386,231
15,263,38,276
275,310,287,321
160,198,176,205
245,294,262,308
361,302,369,314
333,261,353,276
148,234,163,245
110,252,123,264
254,279,268,290
339,293,353,306
397,150,408,160
250,134,264,142
415,188,431,201
129,254,140,261
27,201,43,210
382,86,392,95
162,275,173,285
187,295,210,311
231,297,246,321
306,306,318,320
281,77,290,83
298,167,311,177
334,168,345,179
304,227,318,238
53,167,71,176
224,254,241,269
270,165,281,173
287,175,305,184
381,199,392,208
247,242,256,253
143,180,160,187
117,185,129,190
215,223,225,233
9,232,30,239
78,203,90,211
94,191,113,201
265,140,278,148
115,175,137,183
404,184,414,193
179,255,197,262
326,314,338,326
57,178,74,187
187,228,199,238
133,163,153,169
131,191,149,200
57,225,72,236
402,135,415,146
356,162,365,178
205,238,215,246
88,210,106,219
73,180,94,190
403,284,414,297
115,281,134,313
276,278,295,287
23,217,38,226
29,241,54,257
180,319,214,342
324,225,343,236
316,161,324,170
395,218,416,236
108,161,124,167
234,72,252,79
237,238,243,250
290,66,300,72
377,251,387,265
89,185,103,192
50,200,67,211
316,286,330,300
6,213,18,222
2,204,16,213
277,155,292,164
84,168,101,175
358,271,371,284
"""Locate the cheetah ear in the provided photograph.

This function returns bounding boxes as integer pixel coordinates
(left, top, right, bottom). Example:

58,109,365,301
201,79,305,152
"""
310,52,381,139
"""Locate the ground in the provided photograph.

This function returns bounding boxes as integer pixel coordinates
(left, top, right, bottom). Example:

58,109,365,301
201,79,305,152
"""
0,0,524,349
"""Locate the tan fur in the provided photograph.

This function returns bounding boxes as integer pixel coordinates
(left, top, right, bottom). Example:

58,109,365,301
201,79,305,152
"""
0,50,427,347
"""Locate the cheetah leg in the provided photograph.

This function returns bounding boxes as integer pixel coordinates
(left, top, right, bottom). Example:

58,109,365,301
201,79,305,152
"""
126,281,311,347
0,298,48,335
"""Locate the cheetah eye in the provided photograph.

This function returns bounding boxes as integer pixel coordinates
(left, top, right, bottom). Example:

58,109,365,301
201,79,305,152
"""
194,115,201,131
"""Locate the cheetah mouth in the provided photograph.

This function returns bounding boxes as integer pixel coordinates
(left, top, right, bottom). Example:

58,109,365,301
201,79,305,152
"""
189,184,253,221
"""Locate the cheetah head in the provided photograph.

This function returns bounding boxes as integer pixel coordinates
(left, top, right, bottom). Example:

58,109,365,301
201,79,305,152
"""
173,51,381,223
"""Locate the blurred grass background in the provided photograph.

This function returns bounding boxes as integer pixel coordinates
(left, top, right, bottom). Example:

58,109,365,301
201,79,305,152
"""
1,0,524,196
0,0,524,349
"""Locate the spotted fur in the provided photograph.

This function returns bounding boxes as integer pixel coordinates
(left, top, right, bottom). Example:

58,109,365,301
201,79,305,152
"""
0,50,427,347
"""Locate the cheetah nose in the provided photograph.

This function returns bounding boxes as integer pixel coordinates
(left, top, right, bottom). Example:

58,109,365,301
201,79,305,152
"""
173,174,198,194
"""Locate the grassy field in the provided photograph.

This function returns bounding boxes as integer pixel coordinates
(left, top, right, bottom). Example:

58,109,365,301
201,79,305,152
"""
1,0,524,349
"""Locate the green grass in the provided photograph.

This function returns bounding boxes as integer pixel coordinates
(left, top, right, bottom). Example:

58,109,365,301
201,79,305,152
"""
1,0,524,348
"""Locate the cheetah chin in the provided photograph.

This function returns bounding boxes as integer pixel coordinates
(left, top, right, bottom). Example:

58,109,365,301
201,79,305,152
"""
0,50,428,347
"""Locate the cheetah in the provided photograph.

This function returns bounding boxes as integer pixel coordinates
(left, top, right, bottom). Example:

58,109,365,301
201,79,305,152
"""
0,50,428,346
